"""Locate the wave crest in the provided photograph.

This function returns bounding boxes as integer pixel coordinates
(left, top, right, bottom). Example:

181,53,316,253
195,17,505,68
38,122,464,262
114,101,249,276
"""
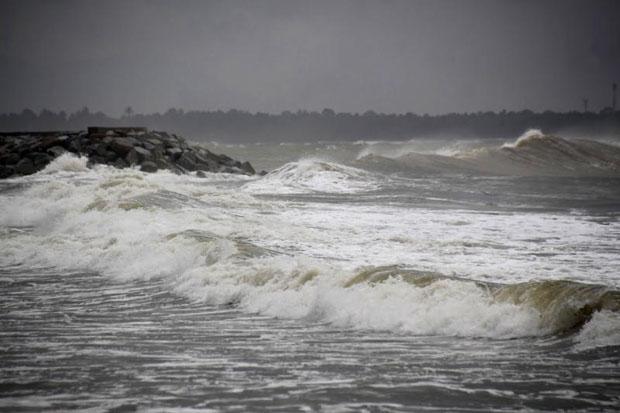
356,131,620,177
41,153,89,174
243,159,378,194
501,128,545,149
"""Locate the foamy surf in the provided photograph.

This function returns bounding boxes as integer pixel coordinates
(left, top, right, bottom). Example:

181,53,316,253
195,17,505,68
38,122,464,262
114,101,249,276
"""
242,158,379,194
1,158,619,343
2,137,619,412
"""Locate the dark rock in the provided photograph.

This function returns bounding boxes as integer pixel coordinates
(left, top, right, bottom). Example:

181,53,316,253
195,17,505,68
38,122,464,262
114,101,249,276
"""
126,150,139,166
36,135,68,151
0,129,256,178
133,147,152,163
196,170,207,178
0,143,16,154
103,150,118,162
47,146,66,158
177,151,197,171
0,165,14,178
217,153,234,163
154,157,170,168
28,152,51,167
0,152,20,165
259,170,268,176
165,147,183,159
67,139,82,154
146,137,163,147
240,161,255,175
151,146,165,159
110,138,140,156
140,161,158,173
15,158,35,175
163,140,178,149
113,158,128,169
194,154,218,172
95,143,110,157
88,156,107,166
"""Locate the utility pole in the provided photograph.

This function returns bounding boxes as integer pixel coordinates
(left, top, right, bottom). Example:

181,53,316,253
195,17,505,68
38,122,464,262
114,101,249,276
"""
582,98,589,113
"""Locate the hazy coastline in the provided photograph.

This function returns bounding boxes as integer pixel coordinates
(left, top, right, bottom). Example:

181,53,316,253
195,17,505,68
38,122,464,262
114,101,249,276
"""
1,108,619,143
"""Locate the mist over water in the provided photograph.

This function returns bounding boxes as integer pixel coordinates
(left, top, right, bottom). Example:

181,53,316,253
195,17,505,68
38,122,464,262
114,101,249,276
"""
1,131,620,411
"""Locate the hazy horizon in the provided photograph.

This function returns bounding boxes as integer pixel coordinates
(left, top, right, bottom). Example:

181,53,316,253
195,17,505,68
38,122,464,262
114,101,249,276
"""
2,0,619,116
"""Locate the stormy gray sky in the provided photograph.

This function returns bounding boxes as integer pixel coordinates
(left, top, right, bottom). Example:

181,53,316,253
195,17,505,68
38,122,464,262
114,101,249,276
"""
1,0,618,115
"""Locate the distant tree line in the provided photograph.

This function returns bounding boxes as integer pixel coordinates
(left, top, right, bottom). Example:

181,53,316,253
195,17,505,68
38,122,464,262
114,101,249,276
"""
1,107,618,142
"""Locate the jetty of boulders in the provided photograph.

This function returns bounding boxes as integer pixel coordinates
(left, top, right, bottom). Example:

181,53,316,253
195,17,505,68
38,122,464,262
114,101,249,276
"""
0,127,255,178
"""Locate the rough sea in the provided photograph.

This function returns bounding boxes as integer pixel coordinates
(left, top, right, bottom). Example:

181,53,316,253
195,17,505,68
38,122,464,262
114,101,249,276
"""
1,130,620,412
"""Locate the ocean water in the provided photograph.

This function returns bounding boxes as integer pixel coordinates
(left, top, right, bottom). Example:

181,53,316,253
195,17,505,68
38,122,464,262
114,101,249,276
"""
1,131,620,412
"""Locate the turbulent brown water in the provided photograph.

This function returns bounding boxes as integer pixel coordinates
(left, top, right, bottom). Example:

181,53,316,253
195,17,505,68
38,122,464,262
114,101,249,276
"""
1,130,620,411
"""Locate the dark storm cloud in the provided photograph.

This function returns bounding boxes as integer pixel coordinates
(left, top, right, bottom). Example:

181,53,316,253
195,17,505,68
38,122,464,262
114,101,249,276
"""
1,0,618,115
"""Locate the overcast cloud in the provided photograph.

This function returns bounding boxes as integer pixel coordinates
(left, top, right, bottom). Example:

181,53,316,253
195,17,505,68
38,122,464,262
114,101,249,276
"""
1,0,618,115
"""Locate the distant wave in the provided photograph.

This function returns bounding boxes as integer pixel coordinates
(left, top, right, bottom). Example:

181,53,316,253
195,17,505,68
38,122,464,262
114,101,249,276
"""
501,128,545,149
356,130,620,177
355,139,481,160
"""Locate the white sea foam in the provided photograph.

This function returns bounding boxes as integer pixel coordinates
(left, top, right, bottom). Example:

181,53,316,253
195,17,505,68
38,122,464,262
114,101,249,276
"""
40,152,90,173
574,310,620,351
1,153,619,341
242,278,543,338
501,128,544,149
242,158,378,194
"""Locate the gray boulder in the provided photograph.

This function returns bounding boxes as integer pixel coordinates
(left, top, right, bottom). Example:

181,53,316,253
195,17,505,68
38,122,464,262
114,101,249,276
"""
113,158,128,169
240,161,255,175
133,146,152,163
140,161,158,173
15,158,35,175
177,152,198,171
0,152,20,165
28,152,51,168
47,146,66,158
94,144,110,157
0,165,14,178
146,137,163,147
165,147,183,159
0,129,256,178
87,156,108,167
125,149,139,166
110,138,140,156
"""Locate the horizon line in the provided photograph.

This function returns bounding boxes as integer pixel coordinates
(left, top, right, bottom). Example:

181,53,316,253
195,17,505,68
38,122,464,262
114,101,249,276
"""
2,107,619,117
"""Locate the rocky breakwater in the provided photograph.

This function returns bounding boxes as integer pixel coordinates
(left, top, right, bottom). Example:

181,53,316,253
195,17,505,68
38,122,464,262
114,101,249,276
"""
0,127,255,178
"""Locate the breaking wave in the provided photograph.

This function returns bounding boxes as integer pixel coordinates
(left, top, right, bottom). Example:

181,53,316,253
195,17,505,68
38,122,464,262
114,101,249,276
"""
41,153,90,174
501,128,545,149
356,130,620,177
1,145,619,350
356,139,483,160
0,169,617,346
242,158,379,194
